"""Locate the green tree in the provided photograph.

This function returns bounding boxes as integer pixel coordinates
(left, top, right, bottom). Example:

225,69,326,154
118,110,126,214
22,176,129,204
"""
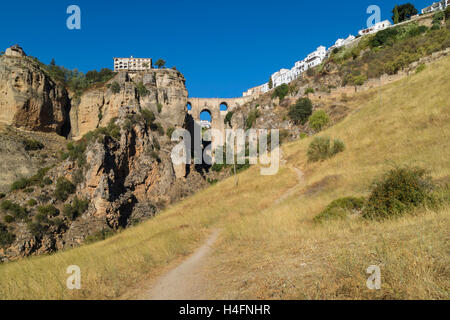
155,59,166,69
271,84,289,101
288,98,313,125
304,87,315,97
393,5,400,24
309,110,330,131
268,76,273,89
393,3,418,23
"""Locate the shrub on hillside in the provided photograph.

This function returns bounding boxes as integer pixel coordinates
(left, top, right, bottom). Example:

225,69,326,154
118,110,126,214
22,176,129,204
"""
27,199,37,207
141,109,156,126
0,223,15,248
271,84,289,101
416,64,426,73
363,167,434,219
309,110,330,131
446,6,450,20
314,197,365,223
1,200,28,220
63,197,89,221
288,98,313,125
54,177,75,202
110,81,120,94
245,109,260,129
37,205,59,218
4,215,15,223
137,82,149,97
307,137,345,162
23,139,44,151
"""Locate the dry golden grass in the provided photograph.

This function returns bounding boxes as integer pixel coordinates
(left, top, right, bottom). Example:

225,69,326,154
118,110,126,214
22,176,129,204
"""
203,55,450,299
0,55,449,300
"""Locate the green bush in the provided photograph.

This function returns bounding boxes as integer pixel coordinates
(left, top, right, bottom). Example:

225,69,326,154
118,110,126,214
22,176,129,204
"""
331,139,345,155
166,127,175,139
27,199,37,207
10,178,28,191
27,221,47,238
271,84,289,101
62,197,89,220
54,177,75,201
137,82,149,97
224,111,233,127
309,110,330,131
42,177,53,186
415,64,426,73
363,167,434,219
314,197,365,223
1,200,28,220
4,215,15,223
151,122,164,135
85,228,115,244
0,223,15,247
157,103,163,113
110,81,120,94
23,139,44,151
245,109,260,129
304,87,315,95
446,6,450,20
37,205,59,218
307,137,345,162
141,109,156,126
288,98,313,125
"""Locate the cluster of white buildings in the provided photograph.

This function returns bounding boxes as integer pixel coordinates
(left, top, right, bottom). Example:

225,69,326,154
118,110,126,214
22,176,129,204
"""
113,56,153,72
243,35,357,97
421,0,449,14
242,0,450,97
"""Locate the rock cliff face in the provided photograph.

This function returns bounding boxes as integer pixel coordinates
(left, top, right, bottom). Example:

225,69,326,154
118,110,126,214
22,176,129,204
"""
0,48,70,135
70,69,187,140
0,50,220,262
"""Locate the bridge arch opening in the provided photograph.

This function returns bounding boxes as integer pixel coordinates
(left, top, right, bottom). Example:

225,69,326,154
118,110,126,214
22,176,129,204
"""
200,109,212,129
186,102,192,111
220,102,228,112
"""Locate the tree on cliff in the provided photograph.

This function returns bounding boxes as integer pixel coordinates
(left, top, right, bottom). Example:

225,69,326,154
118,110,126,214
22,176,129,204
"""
392,3,417,23
393,5,400,24
155,59,166,69
268,76,273,89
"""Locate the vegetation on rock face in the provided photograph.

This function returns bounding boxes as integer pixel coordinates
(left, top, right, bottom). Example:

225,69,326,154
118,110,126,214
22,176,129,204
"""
0,223,15,248
309,110,330,131
307,136,345,162
45,61,115,97
271,84,289,101
363,167,435,219
137,82,149,97
288,98,313,125
23,139,44,151
1,200,28,220
329,21,450,80
54,177,75,202
10,167,51,192
245,109,260,129
391,3,417,23
224,111,233,127
63,197,89,221
110,81,120,94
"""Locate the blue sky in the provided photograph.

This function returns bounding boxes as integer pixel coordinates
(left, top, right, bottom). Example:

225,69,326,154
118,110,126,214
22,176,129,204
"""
0,0,431,98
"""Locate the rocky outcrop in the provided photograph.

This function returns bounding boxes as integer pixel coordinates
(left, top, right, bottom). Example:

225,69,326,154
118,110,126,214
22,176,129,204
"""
70,69,188,140
0,46,71,135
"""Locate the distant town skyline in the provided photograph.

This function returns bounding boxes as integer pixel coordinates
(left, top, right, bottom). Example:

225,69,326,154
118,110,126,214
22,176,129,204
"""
0,0,434,98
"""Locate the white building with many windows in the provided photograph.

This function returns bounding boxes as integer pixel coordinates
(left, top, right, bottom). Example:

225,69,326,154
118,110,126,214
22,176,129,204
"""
358,20,392,36
113,56,152,72
328,35,356,53
421,0,450,14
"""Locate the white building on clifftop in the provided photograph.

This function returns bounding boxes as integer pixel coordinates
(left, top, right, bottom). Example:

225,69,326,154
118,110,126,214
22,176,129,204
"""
114,56,152,72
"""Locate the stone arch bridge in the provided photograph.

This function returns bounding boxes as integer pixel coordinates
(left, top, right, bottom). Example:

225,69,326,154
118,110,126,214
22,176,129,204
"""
187,97,251,133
